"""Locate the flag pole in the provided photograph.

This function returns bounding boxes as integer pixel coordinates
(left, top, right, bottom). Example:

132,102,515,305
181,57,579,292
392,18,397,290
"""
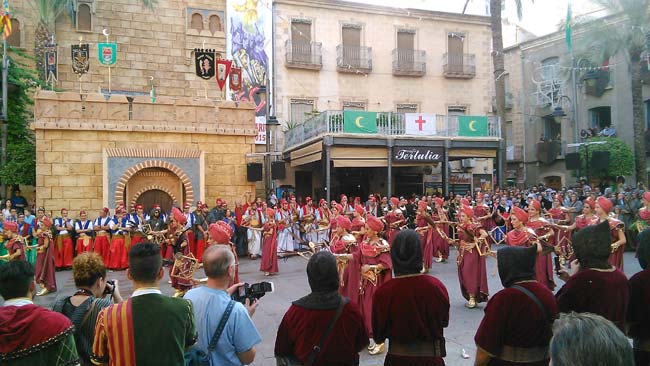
78,36,83,95
105,31,111,94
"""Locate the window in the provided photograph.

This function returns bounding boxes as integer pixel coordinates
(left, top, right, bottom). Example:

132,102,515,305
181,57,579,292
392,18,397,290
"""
543,116,561,141
342,101,366,111
290,99,315,124
447,32,465,72
6,18,19,47
208,15,221,34
589,106,612,129
396,103,418,113
190,13,203,32
505,121,513,146
447,105,467,115
541,57,560,81
291,19,312,63
76,3,92,32
341,24,362,67
645,100,650,129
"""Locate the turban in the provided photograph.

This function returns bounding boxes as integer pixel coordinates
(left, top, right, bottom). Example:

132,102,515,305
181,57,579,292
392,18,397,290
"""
3,221,17,233
216,198,223,205
366,215,384,232
208,223,230,244
216,221,234,236
318,199,326,206
418,200,428,210
497,245,537,287
305,197,312,202
596,196,613,213
41,216,53,228
391,230,423,276
354,204,365,215
337,215,352,231
572,220,613,269
644,191,650,202
584,197,595,210
340,195,348,201
61,208,68,213
555,195,563,204
512,206,528,224
135,204,143,210
306,251,339,293
171,207,186,225
460,205,474,218
266,208,276,217
351,217,365,231
390,197,399,207
434,197,444,208
461,198,470,206
335,204,343,213
529,200,541,212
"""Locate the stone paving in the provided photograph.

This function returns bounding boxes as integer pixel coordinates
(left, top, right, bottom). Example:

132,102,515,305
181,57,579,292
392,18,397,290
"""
30,249,642,366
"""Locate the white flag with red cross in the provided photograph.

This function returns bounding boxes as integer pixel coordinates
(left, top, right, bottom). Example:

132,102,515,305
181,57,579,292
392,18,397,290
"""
405,113,437,135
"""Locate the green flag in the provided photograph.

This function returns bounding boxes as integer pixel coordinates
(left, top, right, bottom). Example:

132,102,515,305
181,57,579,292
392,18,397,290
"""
458,116,488,137
565,2,572,53
343,111,377,134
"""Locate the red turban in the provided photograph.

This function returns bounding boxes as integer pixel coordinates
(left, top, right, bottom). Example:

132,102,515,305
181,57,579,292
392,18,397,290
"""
460,205,474,218
351,218,364,231
335,204,343,213
366,215,384,232
529,200,541,212
319,199,326,206
418,200,428,210
3,221,17,232
512,206,528,224
434,197,444,208
208,223,230,244
216,198,222,205
266,208,276,218
216,221,234,236
337,215,352,231
644,192,650,202
461,198,470,206
390,197,399,207
340,194,348,201
42,216,53,228
597,196,613,213
135,204,143,210
171,207,186,225
354,204,365,215
584,197,595,210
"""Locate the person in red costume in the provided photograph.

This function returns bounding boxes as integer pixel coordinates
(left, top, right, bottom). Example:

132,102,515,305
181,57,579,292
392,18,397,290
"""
384,197,405,245
107,207,130,270
553,196,598,260
506,206,536,247
359,215,392,355
415,200,434,272
53,208,74,269
34,215,57,296
474,193,496,234
1,221,25,262
260,208,279,276
330,215,361,302
595,196,626,271
208,222,240,285
635,191,650,233
74,210,94,255
328,203,341,241
432,197,450,263
547,195,571,258
93,208,112,264
447,205,489,309
168,207,192,297
526,200,556,291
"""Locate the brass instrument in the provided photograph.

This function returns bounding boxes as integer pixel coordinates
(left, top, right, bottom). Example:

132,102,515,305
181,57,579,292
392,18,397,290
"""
361,265,384,289
142,224,166,245
170,252,200,281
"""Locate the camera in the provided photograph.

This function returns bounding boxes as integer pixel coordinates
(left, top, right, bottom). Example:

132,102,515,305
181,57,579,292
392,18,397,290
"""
103,280,116,295
231,282,274,303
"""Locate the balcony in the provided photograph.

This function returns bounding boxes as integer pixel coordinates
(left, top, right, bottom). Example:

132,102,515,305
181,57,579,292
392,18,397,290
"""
336,45,372,73
392,49,426,76
506,145,524,162
285,40,322,70
284,110,501,150
536,140,562,165
443,53,476,78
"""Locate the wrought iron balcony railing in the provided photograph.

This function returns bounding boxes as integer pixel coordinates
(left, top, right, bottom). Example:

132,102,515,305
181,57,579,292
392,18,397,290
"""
392,48,426,76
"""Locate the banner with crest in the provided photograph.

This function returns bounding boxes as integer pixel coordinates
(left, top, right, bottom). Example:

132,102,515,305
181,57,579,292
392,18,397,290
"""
44,45,58,84
229,67,242,92
98,42,117,66
194,49,215,80
71,44,90,75
216,59,232,90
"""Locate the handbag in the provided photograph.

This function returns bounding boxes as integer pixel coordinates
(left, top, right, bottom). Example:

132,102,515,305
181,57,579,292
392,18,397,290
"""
185,300,235,366
276,297,350,366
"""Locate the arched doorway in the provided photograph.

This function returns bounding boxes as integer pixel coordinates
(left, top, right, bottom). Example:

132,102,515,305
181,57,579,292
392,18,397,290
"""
136,189,174,214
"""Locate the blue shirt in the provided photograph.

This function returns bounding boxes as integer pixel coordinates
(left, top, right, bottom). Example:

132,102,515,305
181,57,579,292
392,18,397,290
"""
184,286,261,366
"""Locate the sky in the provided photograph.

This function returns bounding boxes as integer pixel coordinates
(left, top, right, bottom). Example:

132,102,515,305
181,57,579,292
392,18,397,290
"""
343,0,606,37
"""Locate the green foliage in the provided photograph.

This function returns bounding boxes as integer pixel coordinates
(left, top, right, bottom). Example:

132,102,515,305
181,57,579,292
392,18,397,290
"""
579,137,634,180
0,47,44,186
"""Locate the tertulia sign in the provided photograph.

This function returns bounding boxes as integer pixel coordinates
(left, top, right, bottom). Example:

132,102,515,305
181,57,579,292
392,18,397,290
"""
392,146,444,162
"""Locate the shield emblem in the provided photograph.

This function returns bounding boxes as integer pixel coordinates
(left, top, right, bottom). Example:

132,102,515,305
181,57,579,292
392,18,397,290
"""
194,49,215,80
229,67,242,92
44,45,58,83
71,44,90,75
98,43,117,66
216,59,232,90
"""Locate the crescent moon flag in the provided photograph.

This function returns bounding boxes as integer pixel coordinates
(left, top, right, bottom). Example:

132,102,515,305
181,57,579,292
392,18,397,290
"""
216,59,232,90
458,115,488,137
343,111,377,134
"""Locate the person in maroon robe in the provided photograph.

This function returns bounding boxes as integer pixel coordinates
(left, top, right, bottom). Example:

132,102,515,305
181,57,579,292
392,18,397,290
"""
359,215,392,355
474,193,496,234
594,196,626,271
432,197,450,263
556,220,629,331
260,208,279,275
475,244,558,366
275,251,368,366
415,200,434,272
373,229,449,366
628,229,650,366
450,205,489,309
384,197,405,245
34,215,57,296
1,221,26,262
506,206,534,247
526,200,556,291
168,207,193,298
330,215,361,301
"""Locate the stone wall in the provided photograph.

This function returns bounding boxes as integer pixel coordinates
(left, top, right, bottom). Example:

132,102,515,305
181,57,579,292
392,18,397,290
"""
33,90,257,215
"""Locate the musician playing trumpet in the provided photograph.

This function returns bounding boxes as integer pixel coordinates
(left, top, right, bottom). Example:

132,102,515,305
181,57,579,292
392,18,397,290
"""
526,200,556,291
431,197,450,264
0,221,26,262
330,215,360,301
314,199,331,244
415,200,434,272
595,197,626,271
384,197,406,245
169,207,192,297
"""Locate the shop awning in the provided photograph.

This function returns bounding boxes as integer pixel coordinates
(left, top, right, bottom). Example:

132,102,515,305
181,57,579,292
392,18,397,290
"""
448,148,497,158
331,147,387,168
290,141,322,167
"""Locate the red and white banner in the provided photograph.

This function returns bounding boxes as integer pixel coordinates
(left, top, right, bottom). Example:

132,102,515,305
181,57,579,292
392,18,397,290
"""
405,113,437,135
216,59,232,90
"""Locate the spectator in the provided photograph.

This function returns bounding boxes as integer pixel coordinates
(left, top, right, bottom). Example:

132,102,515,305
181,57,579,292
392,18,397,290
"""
91,242,196,366
628,229,650,366
185,245,261,366
475,245,558,366
372,230,449,365
2,199,12,220
10,189,28,215
550,312,633,366
275,251,367,366
0,261,80,365
555,221,629,331
52,253,123,366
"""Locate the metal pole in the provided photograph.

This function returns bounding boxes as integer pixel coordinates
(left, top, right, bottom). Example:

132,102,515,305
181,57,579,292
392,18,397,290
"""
585,143,589,184
443,142,449,196
571,56,579,144
1,39,8,199
324,137,332,202
387,139,393,197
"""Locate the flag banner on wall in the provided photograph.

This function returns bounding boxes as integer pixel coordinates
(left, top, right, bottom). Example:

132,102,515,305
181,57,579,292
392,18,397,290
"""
216,58,232,90
405,113,437,135
458,115,488,137
71,44,90,75
98,42,117,66
194,48,215,80
44,45,58,83
343,111,377,134
229,67,242,91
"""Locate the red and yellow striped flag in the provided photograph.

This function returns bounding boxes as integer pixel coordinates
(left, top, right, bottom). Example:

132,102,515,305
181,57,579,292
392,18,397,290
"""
1,0,12,40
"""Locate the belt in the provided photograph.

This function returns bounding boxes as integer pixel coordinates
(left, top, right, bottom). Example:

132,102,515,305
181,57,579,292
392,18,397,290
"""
499,345,548,363
96,232,109,236
112,234,125,238
58,233,71,238
634,338,650,352
388,339,446,358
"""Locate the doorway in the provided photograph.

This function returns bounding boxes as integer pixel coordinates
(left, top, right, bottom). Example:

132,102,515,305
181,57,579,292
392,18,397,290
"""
137,189,173,214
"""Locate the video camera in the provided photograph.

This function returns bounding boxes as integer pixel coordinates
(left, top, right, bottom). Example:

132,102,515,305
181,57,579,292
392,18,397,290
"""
231,282,274,303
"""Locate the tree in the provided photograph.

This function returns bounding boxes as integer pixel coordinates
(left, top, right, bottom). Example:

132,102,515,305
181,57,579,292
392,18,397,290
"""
579,137,634,181
0,47,44,187
578,0,650,185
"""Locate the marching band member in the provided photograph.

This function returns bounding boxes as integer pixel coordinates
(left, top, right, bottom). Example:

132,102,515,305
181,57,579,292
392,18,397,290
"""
54,208,74,269
0,221,25,262
506,206,535,247
243,201,264,259
129,204,147,246
473,193,496,234
315,199,331,243
415,200,434,272
595,196,626,271
107,207,130,270
554,196,598,233
169,207,192,297
35,215,57,295
451,205,489,309
194,203,209,262
208,221,240,285
432,197,450,263
330,215,360,302
300,197,317,244
276,200,293,253
547,195,571,258
384,197,405,245
526,200,556,291
74,210,94,255
183,203,197,257
635,191,650,233
93,208,112,263
260,208,279,276
328,203,341,241
359,215,392,355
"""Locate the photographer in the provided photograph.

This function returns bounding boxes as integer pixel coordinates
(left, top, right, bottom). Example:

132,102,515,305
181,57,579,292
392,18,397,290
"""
184,245,261,366
52,252,123,366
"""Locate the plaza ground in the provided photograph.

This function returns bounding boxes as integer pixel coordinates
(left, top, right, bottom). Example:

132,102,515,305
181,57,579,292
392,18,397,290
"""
31,248,642,366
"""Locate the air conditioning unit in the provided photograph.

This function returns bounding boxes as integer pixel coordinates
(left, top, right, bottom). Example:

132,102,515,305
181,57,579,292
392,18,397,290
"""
461,158,476,169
